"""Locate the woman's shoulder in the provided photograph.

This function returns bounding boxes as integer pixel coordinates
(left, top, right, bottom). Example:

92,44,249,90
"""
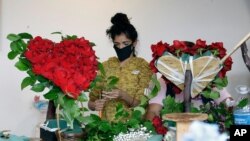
103,57,119,67
132,57,150,65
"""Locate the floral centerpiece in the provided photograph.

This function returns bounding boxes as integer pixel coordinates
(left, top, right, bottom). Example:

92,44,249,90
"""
149,39,245,135
150,39,233,96
7,32,98,130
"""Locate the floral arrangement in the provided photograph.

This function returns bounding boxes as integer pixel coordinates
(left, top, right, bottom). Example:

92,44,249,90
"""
149,39,235,135
150,39,233,99
7,32,98,128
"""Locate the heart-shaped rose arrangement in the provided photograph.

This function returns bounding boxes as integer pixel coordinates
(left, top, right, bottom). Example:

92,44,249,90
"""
24,36,98,99
150,39,233,99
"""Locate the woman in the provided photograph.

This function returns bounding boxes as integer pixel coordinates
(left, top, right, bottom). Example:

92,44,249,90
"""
88,13,153,122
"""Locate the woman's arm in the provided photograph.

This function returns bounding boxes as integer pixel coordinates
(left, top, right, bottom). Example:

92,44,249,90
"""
214,88,233,105
145,77,167,120
145,103,163,121
102,89,140,107
88,99,107,111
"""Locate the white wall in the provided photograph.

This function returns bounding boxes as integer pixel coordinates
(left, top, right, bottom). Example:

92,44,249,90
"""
0,0,249,137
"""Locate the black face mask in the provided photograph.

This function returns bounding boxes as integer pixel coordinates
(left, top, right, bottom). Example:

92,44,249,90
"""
113,44,134,62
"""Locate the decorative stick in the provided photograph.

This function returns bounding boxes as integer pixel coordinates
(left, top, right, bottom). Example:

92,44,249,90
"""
183,70,192,112
241,42,250,71
221,32,250,63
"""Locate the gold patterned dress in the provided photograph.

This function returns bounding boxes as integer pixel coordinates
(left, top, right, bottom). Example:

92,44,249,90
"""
89,57,153,122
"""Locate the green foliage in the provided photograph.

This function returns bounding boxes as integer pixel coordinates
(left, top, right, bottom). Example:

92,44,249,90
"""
202,90,220,100
83,104,155,141
161,95,183,115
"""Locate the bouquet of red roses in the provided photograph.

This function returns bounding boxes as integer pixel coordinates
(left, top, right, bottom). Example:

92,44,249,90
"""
7,32,98,128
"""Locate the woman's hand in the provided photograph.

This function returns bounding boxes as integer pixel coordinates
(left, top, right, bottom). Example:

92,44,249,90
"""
94,99,107,111
102,89,125,100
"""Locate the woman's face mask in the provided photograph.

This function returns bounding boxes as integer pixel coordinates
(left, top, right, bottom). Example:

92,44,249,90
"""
113,44,134,62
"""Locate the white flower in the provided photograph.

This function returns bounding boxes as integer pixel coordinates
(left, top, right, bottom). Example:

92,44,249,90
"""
113,126,152,141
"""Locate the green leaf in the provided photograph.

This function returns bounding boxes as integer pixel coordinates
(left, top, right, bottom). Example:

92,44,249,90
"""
31,83,45,92
98,62,105,76
210,91,220,99
19,58,31,67
90,114,101,122
127,118,139,128
10,41,22,53
89,42,96,47
202,90,211,99
64,35,77,40
107,76,119,87
18,33,33,39
15,60,29,71
147,75,160,99
138,96,149,106
7,51,19,60
51,31,62,35
191,106,200,113
99,121,111,132
207,114,214,122
237,98,248,108
17,40,27,51
56,93,65,105
143,121,155,133
27,70,35,77
44,89,60,100
131,110,142,120
80,115,93,124
77,92,88,102
133,107,145,115
7,34,21,41
36,75,48,83
214,77,225,87
21,77,35,90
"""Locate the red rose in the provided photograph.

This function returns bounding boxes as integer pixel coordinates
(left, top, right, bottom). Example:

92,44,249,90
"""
151,41,169,57
172,40,188,55
156,126,168,135
210,42,226,58
150,59,158,73
196,39,207,48
152,116,163,127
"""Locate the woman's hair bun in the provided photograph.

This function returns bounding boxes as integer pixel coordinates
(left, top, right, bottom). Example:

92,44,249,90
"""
111,13,130,25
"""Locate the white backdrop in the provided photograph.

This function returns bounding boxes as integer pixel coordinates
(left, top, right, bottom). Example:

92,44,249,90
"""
0,0,249,137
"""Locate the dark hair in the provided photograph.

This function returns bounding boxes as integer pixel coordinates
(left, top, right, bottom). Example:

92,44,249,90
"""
106,13,138,42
